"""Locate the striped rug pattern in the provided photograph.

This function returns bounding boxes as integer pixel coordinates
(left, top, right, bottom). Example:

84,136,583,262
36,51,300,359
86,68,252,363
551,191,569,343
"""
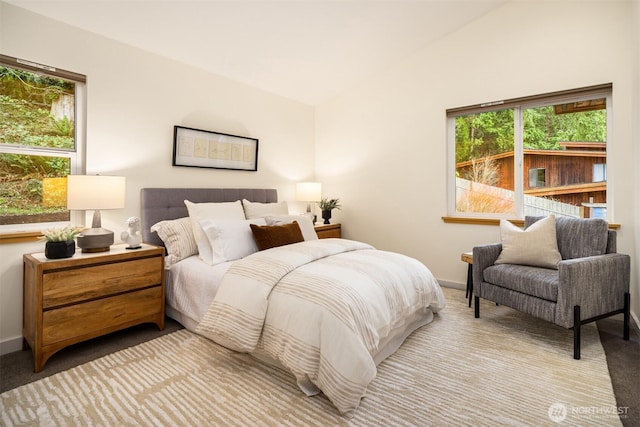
0,288,621,426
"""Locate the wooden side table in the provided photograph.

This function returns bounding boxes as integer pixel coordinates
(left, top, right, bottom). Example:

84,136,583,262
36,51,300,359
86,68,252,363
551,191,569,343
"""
461,251,473,307
23,243,165,372
315,223,341,239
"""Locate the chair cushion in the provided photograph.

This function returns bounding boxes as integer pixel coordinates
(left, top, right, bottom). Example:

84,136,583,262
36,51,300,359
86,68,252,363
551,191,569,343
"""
525,216,608,260
483,264,559,302
495,216,561,269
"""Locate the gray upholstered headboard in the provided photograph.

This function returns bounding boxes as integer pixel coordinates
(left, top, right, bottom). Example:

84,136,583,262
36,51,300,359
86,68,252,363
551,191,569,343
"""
140,188,278,246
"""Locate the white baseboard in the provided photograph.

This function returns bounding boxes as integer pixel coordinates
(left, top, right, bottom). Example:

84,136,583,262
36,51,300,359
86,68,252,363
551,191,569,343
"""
0,335,24,356
437,279,465,291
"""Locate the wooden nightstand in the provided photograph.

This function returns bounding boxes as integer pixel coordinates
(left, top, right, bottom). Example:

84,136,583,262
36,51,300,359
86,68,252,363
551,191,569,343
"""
23,243,165,372
315,223,341,239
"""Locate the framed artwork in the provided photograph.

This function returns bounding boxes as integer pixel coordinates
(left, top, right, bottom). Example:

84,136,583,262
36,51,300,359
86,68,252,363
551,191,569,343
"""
172,125,258,171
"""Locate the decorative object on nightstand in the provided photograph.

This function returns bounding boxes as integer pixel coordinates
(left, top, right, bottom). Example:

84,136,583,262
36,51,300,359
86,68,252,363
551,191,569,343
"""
121,216,143,249
318,197,341,224
67,175,126,253
295,182,322,224
23,244,165,372
42,225,82,259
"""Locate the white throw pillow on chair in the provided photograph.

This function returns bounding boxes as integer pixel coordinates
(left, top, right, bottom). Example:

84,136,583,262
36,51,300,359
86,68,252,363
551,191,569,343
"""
495,215,562,269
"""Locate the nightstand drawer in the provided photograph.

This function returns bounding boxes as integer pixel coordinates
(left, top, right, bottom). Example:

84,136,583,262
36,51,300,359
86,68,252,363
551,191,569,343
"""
315,223,341,239
43,257,162,309
317,227,341,238
42,286,162,345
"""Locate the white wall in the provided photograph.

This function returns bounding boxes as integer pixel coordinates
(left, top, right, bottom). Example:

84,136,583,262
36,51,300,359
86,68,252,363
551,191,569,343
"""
316,1,639,319
0,2,316,353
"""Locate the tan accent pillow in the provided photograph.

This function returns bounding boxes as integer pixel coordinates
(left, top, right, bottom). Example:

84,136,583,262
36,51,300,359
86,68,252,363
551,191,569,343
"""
250,222,304,251
265,214,318,241
242,199,289,219
150,217,198,268
495,215,561,269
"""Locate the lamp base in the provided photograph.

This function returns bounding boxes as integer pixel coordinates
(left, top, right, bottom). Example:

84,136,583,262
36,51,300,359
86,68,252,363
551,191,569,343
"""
77,228,114,253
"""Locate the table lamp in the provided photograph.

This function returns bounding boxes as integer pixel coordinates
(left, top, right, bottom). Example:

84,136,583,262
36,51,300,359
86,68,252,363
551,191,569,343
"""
296,182,322,223
67,175,126,253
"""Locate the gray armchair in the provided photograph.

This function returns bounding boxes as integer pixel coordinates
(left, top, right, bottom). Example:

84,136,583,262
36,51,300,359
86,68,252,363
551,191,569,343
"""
473,216,630,359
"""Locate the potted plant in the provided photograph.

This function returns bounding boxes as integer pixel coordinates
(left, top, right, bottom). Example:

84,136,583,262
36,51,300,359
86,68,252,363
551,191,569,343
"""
42,226,82,259
318,197,341,224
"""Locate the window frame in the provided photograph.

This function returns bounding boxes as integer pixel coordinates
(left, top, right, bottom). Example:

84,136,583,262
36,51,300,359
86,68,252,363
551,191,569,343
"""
0,54,86,234
446,84,612,221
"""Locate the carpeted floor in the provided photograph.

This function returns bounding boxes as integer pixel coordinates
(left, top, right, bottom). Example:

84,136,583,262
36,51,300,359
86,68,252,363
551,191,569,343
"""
596,314,640,427
0,287,638,426
0,318,184,395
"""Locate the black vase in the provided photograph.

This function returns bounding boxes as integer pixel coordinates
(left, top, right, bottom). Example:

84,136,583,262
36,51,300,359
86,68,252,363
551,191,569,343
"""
45,240,76,259
321,210,332,224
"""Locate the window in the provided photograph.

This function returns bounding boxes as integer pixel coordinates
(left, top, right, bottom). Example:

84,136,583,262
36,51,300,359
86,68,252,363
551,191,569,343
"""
593,163,606,182
0,55,85,228
448,84,610,220
528,168,545,188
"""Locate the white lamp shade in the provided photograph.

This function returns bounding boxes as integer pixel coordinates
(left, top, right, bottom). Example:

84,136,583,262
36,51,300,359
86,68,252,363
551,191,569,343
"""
67,175,126,210
295,182,322,202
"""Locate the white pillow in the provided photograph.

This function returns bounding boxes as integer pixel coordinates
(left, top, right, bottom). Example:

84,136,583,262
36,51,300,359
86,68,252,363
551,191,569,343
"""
265,214,318,241
495,215,561,269
200,218,266,265
150,217,198,268
242,199,288,219
184,200,246,264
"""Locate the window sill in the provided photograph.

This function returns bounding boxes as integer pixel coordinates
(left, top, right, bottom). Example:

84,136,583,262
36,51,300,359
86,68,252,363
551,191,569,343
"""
0,231,43,244
441,216,620,229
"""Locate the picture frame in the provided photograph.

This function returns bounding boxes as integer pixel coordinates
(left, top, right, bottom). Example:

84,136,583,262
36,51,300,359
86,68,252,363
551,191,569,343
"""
172,125,258,171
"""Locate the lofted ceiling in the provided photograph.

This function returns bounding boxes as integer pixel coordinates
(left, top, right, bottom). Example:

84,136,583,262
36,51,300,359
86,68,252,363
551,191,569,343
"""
6,0,507,106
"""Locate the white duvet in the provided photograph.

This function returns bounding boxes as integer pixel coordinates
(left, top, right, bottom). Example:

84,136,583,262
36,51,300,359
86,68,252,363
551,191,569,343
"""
196,238,445,415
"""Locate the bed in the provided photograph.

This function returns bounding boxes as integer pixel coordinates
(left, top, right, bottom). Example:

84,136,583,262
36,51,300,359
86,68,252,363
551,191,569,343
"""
141,187,446,415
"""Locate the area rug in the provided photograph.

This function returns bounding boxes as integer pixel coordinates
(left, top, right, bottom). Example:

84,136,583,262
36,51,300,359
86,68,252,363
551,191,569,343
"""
1,288,621,426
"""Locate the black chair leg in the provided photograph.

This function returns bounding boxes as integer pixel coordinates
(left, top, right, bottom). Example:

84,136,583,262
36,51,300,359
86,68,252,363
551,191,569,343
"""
573,305,581,360
467,264,473,307
474,296,480,318
624,292,630,341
